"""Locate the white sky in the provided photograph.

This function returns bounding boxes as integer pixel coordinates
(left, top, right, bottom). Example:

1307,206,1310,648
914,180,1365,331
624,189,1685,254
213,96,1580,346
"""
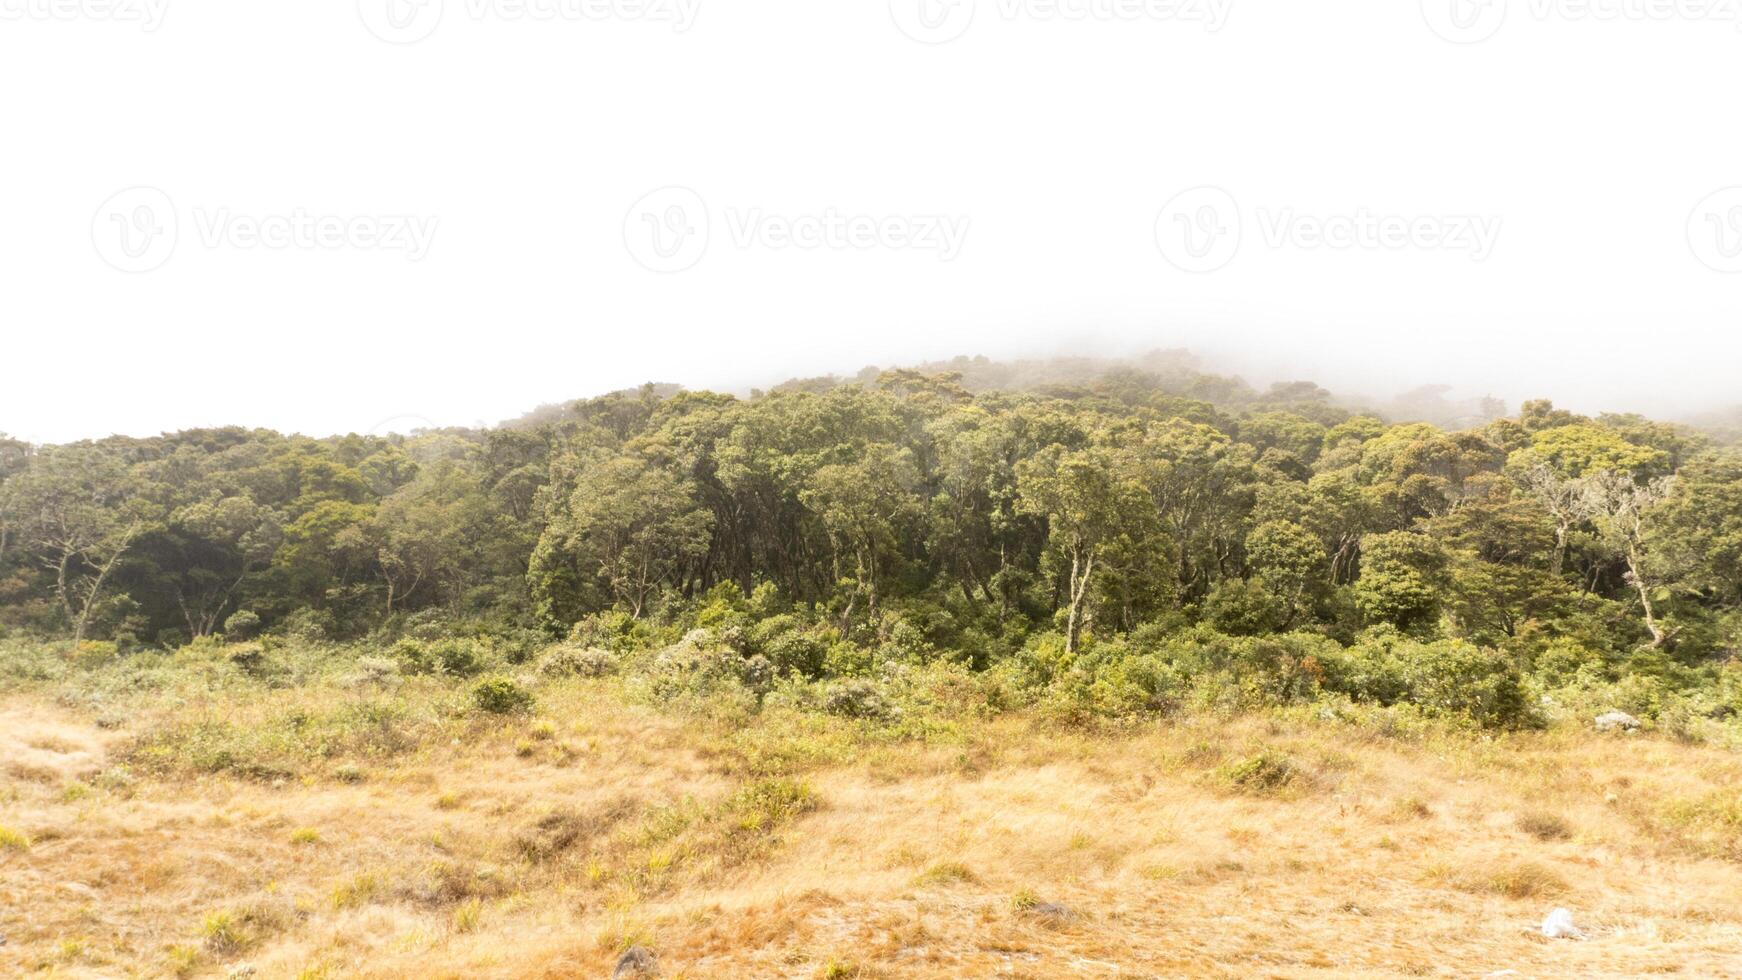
4,0,1741,444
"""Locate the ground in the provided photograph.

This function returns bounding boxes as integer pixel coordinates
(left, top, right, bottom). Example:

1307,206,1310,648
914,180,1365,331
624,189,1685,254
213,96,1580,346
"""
3,672,1742,978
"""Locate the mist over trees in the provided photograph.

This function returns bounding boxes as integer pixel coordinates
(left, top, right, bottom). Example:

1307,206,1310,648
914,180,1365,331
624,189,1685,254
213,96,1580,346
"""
3,353,1739,729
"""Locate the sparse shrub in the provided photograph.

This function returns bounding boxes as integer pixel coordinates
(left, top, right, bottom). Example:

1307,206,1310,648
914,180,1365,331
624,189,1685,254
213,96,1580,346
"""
452,897,482,933
1219,751,1300,795
329,871,382,910
537,644,617,678
913,861,978,886
0,824,31,851
290,827,321,845
201,910,246,953
348,656,401,687
567,612,636,652
1440,860,1568,899
396,637,486,677
333,763,365,784
822,679,894,721
1517,811,1572,841
166,944,200,976
471,676,535,715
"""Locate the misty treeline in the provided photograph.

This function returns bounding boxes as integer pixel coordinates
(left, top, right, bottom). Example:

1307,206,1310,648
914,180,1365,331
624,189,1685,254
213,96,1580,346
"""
3,354,1741,728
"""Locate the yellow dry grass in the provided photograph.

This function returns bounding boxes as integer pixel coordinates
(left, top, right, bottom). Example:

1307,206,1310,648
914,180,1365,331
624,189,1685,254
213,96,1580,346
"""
4,688,1742,979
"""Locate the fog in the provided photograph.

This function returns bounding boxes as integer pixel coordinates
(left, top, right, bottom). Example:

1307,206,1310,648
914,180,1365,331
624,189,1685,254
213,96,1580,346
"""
5,3,1741,444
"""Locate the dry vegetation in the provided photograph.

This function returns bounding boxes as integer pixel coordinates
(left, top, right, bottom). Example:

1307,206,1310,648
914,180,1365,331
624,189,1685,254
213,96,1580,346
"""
4,651,1742,979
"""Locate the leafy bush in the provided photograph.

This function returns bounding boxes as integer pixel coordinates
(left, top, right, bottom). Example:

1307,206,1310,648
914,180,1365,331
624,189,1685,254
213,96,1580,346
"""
223,610,262,640
538,644,617,678
822,679,895,721
471,677,535,715
393,637,486,677
1331,636,1531,729
752,616,831,678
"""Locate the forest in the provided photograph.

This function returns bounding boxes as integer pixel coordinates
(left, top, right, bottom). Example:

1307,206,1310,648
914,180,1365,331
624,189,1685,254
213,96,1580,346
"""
3,351,1741,732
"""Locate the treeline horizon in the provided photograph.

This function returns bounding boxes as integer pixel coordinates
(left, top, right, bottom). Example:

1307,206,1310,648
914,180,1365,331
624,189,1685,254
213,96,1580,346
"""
3,351,1740,726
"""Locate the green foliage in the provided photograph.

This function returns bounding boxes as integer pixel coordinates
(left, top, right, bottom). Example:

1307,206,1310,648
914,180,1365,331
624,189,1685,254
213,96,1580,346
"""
3,363,1741,738
470,676,535,715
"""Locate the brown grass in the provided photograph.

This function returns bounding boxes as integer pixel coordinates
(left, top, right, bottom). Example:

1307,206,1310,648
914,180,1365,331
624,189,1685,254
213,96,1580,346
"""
4,690,1742,978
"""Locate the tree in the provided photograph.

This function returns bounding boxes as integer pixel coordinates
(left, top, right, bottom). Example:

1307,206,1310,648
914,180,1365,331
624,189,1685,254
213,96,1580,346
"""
371,459,490,616
1353,531,1450,634
165,495,282,637
9,445,146,644
540,454,714,620
799,444,921,628
0,433,33,568
1246,520,1324,630
1583,469,1677,648
1018,444,1156,653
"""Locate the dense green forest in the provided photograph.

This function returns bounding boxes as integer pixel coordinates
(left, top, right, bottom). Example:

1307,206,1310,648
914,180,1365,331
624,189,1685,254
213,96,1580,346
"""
4,352,1741,731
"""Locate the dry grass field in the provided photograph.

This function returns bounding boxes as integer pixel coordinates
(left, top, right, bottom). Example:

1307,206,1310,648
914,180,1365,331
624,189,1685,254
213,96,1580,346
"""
4,650,1742,978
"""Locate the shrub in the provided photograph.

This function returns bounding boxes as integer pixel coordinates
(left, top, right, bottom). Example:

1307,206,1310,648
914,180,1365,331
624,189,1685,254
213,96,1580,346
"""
1219,751,1300,795
349,656,401,687
393,637,486,677
0,825,31,851
279,608,333,644
1203,579,1289,637
822,679,894,721
537,644,617,678
1517,811,1572,841
223,610,262,640
471,677,535,715
1332,637,1531,730
755,618,831,678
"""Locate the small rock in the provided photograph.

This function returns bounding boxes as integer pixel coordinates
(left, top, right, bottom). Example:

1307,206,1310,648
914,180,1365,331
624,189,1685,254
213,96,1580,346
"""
613,946,657,978
1594,711,1641,733
1029,902,1073,922
226,966,258,980
1541,907,1586,940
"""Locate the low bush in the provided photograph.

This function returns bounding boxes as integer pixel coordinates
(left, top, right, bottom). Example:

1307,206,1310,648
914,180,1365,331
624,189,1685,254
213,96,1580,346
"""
471,677,535,715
